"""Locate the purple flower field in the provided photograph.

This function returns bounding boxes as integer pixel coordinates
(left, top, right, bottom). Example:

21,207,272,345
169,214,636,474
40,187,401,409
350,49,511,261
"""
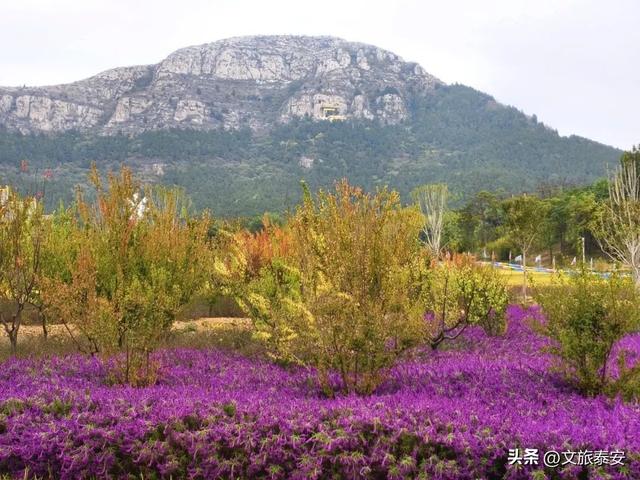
1,306,639,479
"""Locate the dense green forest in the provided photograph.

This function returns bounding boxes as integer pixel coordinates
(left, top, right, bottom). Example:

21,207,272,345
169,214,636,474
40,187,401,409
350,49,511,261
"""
446,179,609,262
0,84,620,216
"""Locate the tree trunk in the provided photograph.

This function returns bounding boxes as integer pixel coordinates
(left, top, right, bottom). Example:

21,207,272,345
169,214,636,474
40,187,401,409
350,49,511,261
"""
522,250,527,300
40,308,48,340
8,328,18,355
2,309,22,356
633,265,640,290
430,335,443,351
8,314,20,355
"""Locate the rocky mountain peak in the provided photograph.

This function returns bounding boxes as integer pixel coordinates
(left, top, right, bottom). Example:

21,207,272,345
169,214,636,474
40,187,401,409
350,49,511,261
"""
0,35,443,135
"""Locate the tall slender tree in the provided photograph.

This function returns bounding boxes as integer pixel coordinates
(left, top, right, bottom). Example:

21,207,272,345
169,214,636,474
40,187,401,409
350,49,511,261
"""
412,184,449,258
595,146,640,286
502,194,549,299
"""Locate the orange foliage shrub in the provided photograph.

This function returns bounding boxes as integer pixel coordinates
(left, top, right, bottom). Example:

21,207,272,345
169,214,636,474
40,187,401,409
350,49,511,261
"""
236,216,292,277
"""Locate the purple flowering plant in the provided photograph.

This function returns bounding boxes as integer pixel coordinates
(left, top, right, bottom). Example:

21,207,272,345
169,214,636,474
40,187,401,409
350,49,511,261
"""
1,305,639,479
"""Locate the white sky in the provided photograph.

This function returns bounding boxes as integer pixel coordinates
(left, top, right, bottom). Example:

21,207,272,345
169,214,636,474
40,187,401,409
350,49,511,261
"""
0,0,637,149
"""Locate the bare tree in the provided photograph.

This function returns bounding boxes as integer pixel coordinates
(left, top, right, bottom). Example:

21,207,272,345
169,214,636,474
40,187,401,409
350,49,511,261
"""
596,147,640,287
412,184,448,258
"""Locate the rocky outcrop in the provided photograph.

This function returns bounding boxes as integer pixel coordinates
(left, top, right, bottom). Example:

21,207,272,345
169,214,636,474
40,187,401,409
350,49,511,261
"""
0,36,443,135
11,95,103,132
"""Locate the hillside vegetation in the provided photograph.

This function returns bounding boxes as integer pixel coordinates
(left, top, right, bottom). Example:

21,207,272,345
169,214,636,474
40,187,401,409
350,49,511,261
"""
0,85,620,216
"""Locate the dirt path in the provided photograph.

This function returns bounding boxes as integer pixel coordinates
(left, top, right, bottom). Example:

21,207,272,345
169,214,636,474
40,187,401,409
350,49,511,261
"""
0,317,251,346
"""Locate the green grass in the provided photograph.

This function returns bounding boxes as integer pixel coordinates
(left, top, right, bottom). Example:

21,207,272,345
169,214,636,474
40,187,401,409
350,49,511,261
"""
497,269,555,287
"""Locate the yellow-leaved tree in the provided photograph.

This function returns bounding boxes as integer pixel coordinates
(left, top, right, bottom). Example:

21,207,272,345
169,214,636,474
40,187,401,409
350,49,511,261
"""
239,180,431,395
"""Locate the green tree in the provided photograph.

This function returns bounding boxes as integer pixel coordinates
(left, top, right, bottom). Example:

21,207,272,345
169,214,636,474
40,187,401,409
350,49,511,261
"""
425,255,508,349
535,269,640,396
442,210,464,253
33,204,77,339
44,166,210,384
458,191,503,253
0,188,46,354
502,194,549,298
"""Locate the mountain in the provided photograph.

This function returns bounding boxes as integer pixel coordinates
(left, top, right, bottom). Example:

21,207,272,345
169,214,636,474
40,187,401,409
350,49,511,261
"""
0,35,621,216
0,36,440,134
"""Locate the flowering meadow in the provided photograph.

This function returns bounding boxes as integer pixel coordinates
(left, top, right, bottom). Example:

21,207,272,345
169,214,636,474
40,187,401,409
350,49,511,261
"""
1,305,639,480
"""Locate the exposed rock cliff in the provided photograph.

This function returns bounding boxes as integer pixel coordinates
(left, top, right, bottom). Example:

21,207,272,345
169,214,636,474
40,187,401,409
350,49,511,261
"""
0,36,442,135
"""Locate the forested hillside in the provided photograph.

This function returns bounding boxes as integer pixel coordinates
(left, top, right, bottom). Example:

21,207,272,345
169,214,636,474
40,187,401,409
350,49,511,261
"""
0,84,620,216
